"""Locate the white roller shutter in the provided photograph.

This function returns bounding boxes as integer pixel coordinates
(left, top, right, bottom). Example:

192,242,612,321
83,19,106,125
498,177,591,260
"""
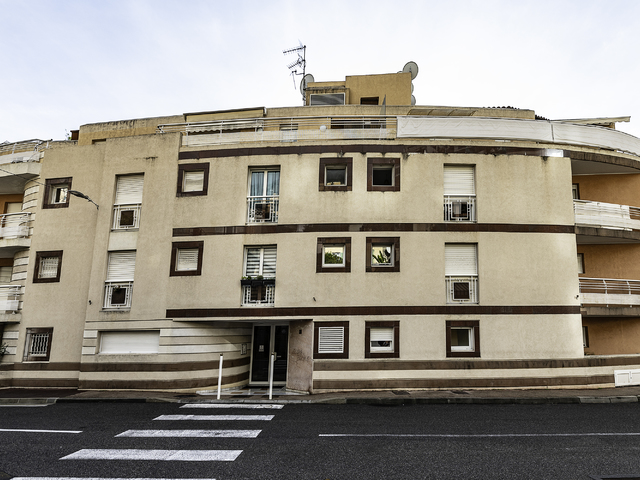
444,166,475,195
262,247,277,277
106,251,136,281
318,327,344,354
176,248,199,271
183,171,205,192
115,175,144,205
100,331,159,354
445,244,477,276
370,327,393,342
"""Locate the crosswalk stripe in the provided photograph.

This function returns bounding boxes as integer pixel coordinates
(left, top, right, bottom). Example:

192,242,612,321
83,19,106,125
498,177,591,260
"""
13,478,218,480
0,428,82,434
60,449,242,461
180,403,283,409
116,429,261,438
154,414,274,421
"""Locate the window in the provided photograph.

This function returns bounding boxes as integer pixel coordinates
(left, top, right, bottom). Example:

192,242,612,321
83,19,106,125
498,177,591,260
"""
33,251,63,283
104,251,136,310
444,165,476,222
583,326,589,348
367,158,400,192
99,331,160,354
446,320,480,357
247,168,280,223
366,237,400,272
170,241,204,276
317,237,351,273
360,97,379,105
177,163,210,197
314,321,349,359
242,246,276,306
445,244,478,304
319,158,352,192
43,177,72,209
365,321,399,358
577,253,585,274
572,184,580,200
23,328,53,361
310,93,345,106
0,266,11,283
112,174,144,230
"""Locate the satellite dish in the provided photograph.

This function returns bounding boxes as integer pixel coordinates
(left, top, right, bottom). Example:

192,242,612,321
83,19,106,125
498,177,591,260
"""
411,95,416,106
300,73,315,94
403,61,419,80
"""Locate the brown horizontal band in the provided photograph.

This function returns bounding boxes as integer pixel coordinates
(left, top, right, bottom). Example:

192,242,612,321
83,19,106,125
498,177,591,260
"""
174,223,576,237
313,355,640,372
167,305,581,319
1,362,81,372
179,144,640,170
79,356,249,373
79,371,249,390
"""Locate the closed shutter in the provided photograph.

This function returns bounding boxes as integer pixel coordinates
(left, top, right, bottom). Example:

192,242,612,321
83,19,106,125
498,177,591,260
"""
183,171,205,192
262,247,277,277
245,248,261,276
445,244,477,276
39,257,59,278
370,327,393,343
176,248,199,271
318,327,344,354
245,246,277,276
100,331,160,354
444,166,475,195
115,175,144,205
106,251,136,281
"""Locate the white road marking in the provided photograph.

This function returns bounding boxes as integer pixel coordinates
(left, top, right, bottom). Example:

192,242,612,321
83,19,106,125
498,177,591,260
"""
117,429,261,438
180,403,283,409
0,428,81,434
154,414,274,421
13,478,218,480
0,405,49,407
60,449,242,461
320,432,640,438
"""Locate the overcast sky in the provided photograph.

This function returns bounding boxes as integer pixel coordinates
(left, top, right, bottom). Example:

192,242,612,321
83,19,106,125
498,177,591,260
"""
2,0,639,143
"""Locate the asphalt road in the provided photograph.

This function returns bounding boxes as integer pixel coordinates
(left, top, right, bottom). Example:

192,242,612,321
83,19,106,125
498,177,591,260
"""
1,401,640,480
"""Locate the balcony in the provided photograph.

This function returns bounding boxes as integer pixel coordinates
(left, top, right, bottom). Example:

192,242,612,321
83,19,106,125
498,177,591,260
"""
247,196,279,224
574,200,640,231
0,212,31,239
103,282,133,310
446,276,479,304
0,285,22,313
444,196,476,222
112,204,141,230
241,279,275,307
579,277,640,307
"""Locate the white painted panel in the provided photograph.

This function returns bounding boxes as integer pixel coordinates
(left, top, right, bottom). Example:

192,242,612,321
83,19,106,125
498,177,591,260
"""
100,331,159,354
154,415,274,421
180,403,283,409
158,344,238,354
117,429,261,438
552,122,640,156
83,330,98,338
24,186,39,196
13,257,29,266
11,272,26,281
22,200,37,210
615,369,640,386
60,449,242,461
81,347,96,355
3,331,19,339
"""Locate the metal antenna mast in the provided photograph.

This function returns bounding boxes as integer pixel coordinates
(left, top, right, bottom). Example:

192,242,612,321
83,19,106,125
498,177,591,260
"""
283,42,307,104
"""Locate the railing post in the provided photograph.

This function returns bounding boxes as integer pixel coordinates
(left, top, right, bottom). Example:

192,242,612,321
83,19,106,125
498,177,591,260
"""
268,352,275,400
217,353,223,400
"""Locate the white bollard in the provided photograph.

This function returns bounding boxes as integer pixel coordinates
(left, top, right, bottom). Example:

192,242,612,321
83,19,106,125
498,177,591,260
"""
268,352,275,400
217,353,223,400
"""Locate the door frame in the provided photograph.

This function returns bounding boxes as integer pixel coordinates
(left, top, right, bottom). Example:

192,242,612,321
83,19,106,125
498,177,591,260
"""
249,323,289,386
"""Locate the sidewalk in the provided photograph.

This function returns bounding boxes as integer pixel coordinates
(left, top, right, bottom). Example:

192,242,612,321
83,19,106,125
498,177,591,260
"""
2,385,640,405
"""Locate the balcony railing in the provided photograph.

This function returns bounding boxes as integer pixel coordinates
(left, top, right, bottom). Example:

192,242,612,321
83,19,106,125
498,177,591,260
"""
579,277,640,306
444,196,476,222
0,285,22,312
247,196,279,224
446,276,479,304
103,282,133,310
112,204,141,230
242,283,275,307
0,212,31,239
157,116,397,147
574,200,640,231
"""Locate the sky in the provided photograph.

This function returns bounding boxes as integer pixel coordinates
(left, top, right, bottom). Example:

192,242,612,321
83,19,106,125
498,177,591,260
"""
2,0,640,143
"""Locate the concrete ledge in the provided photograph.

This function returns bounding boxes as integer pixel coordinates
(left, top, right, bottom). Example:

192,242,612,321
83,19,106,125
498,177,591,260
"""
0,398,56,405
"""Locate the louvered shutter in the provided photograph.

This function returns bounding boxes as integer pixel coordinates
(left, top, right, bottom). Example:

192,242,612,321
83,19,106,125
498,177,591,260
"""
444,166,475,195
39,257,59,278
245,248,261,276
100,331,159,354
262,247,277,277
370,327,394,343
115,175,144,205
183,171,205,192
318,327,344,354
445,244,477,276
106,251,136,281
176,248,199,271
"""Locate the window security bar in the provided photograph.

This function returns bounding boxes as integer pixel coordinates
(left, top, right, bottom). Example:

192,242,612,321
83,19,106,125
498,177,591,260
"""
0,212,31,239
444,196,476,222
574,199,640,231
28,333,50,357
0,285,22,312
242,284,275,307
103,282,134,310
579,277,640,307
112,204,141,230
247,196,279,224
446,276,479,304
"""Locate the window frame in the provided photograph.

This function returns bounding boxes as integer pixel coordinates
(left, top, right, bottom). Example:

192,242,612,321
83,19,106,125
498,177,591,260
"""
23,327,53,362
577,253,585,274
43,177,72,209
33,250,63,283
314,321,349,359
367,158,400,192
366,237,400,273
170,241,204,277
446,320,480,358
317,237,351,273
177,163,210,197
319,158,353,192
365,321,399,359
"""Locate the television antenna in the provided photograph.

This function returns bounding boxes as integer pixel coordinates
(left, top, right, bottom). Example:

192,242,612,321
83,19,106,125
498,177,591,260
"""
283,42,309,104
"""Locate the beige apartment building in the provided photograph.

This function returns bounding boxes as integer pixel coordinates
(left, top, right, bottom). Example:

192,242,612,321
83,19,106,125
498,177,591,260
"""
1,70,640,392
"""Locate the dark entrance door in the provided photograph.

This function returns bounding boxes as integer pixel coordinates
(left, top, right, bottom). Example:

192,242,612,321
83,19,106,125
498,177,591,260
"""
250,325,288,384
